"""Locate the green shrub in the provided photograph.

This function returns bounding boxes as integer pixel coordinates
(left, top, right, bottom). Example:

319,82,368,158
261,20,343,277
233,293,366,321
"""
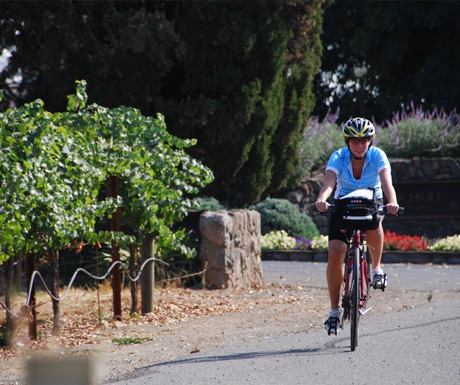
191,197,225,211
251,198,319,239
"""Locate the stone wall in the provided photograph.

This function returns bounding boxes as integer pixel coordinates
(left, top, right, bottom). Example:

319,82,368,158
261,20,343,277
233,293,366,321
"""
288,157,460,238
391,157,460,182
199,210,263,289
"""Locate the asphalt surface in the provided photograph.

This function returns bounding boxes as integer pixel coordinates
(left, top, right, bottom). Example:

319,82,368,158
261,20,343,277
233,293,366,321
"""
105,262,460,385
262,260,460,292
107,298,460,385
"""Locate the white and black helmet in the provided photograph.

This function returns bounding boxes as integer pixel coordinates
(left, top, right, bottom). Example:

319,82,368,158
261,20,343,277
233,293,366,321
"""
342,117,375,138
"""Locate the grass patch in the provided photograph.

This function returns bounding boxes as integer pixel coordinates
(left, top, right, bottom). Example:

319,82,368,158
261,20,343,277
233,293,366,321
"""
112,337,152,345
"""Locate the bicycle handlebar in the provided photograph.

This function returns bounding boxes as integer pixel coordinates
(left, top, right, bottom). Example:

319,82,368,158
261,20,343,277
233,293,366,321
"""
311,203,404,216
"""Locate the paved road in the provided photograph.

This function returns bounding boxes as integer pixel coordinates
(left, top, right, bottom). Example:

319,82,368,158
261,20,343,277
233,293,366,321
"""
262,260,460,291
107,298,460,385
105,262,460,385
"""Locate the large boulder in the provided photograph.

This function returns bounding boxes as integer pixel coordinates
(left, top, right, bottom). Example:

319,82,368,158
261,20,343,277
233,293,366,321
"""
199,210,262,289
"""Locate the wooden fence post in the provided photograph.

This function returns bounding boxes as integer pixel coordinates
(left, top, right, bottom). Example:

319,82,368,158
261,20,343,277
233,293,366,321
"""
109,175,122,320
129,243,138,315
141,233,155,314
26,255,37,340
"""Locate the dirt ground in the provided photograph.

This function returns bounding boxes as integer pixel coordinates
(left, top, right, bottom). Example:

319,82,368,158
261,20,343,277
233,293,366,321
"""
0,281,456,385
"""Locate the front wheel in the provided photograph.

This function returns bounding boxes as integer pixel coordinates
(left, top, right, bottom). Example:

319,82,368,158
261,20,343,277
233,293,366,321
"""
350,246,360,351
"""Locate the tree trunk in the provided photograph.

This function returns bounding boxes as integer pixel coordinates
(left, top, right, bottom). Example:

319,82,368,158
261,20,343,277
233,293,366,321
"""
129,242,138,315
3,258,15,347
26,255,37,340
14,253,22,292
141,233,155,314
49,249,60,336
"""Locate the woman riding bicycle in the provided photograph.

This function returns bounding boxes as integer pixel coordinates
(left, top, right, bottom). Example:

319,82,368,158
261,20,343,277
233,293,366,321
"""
314,117,399,335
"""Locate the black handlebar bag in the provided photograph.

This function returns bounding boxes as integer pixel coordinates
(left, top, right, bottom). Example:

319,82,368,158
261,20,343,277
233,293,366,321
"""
337,188,380,230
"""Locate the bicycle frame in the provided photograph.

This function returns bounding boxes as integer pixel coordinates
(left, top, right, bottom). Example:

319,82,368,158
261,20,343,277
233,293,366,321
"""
341,228,371,351
345,230,371,309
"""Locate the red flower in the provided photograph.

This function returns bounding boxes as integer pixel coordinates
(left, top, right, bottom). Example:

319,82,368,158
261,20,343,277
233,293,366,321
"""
383,230,426,251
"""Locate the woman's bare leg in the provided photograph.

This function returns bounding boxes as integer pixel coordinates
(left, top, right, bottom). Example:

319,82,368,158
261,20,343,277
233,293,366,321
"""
366,223,384,271
327,239,348,309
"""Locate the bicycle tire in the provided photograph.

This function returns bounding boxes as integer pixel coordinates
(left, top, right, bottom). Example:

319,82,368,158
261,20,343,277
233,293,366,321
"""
342,252,351,323
350,246,360,351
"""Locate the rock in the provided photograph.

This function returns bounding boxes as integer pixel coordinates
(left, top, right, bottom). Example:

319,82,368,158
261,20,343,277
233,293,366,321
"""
199,210,262,289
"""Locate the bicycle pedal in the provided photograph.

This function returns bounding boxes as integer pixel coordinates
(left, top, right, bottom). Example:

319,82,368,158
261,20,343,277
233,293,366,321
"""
359,307,372,316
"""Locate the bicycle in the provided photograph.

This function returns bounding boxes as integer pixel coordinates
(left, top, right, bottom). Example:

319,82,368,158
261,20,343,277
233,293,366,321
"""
313,190,404,351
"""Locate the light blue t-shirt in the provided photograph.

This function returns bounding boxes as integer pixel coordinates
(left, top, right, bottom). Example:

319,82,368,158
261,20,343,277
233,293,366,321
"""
326,146,390,199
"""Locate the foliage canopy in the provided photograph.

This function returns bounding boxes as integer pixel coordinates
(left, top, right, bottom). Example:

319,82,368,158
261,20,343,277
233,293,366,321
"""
0,80,213,264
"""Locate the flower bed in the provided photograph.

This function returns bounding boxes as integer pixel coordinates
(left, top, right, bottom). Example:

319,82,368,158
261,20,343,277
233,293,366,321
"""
261,250,460,264
261,231,460,264
261,231,460,253
383,230,428,251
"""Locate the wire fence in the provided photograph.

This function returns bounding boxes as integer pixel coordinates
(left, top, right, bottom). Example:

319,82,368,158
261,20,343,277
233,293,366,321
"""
0,257,169,319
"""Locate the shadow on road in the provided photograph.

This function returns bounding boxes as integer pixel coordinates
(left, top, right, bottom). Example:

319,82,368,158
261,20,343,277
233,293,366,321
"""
108,339,350,383
153,345,341,366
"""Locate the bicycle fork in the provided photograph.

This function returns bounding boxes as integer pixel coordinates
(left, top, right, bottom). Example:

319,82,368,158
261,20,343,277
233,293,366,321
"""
342,245,372,319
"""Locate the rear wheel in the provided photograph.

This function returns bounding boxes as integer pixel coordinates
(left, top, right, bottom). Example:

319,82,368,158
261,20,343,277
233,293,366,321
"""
350,246,360,351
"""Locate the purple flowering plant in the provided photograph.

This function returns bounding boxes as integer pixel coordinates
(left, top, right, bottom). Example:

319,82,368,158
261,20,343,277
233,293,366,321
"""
294,237,312,251
377,102,460,158
299,108,343,177
300,103,459,180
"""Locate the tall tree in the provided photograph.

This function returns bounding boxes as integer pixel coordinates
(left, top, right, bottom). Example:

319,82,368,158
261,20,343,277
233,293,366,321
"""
158,2,288,204
157,1,328,203
314,1,460,122
268,1,326,195
0,1,328,205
